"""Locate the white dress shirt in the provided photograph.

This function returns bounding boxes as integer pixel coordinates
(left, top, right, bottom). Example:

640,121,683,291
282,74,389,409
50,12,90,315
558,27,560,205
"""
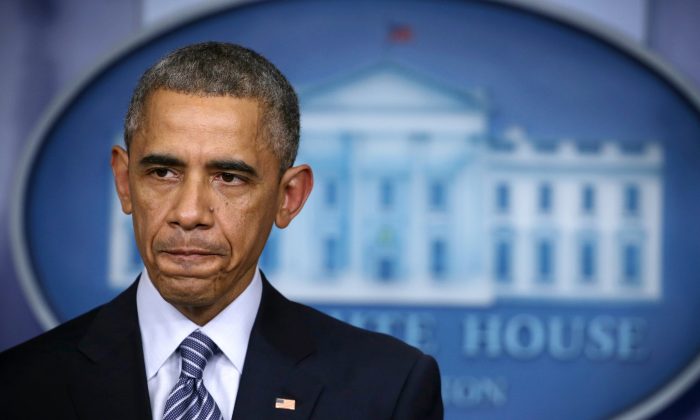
136,268,262,420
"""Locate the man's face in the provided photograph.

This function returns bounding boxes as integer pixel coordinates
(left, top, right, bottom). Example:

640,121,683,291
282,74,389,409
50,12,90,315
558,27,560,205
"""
111,89,311,323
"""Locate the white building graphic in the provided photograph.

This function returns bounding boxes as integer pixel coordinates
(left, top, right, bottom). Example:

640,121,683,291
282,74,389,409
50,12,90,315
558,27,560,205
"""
108,63,664,305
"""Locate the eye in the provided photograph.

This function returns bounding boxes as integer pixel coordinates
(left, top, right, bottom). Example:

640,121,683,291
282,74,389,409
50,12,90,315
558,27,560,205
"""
217,172,244,185
150,168,176,179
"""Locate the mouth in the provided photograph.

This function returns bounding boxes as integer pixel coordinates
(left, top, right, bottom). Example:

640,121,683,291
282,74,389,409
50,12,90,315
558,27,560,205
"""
160,248,222,261
163,248,219,255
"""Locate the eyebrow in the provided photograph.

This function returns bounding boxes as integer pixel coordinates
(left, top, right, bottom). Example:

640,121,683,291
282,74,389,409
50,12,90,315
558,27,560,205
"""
139,153,259,178
207,159,259,178
139,154,184,167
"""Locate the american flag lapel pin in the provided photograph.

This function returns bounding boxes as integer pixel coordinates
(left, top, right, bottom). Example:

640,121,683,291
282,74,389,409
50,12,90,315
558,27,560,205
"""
275,397,296,411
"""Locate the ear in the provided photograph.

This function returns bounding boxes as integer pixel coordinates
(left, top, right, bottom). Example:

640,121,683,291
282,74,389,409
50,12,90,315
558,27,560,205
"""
111,145,133,214
275,164,313,229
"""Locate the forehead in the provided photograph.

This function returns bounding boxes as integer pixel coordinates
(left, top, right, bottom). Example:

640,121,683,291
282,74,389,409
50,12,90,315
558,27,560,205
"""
132,90,276,160
142,89,260,135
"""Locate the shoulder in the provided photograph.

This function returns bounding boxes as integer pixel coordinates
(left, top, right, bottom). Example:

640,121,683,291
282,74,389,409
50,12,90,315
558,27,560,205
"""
294,299,422,359
0,305,101,373
289,298,438,374
281,299,444,419
0,305,103,417
261,277,426,366
0,277,141,375
0,279,140,372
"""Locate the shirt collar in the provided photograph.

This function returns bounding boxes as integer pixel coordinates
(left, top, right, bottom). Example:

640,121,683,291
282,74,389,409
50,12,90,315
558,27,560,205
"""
136,267,262,379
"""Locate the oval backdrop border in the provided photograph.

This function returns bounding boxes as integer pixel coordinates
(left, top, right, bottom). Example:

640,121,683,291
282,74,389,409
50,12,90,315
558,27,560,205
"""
10,1,700,418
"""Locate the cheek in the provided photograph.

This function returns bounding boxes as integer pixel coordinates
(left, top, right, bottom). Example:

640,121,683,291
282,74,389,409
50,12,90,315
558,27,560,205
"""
129,212,149,261
217,193,277,243
218,200,257,240
132,190,170,239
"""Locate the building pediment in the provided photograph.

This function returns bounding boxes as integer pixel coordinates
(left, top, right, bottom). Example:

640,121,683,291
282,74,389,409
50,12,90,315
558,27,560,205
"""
300,63,484,112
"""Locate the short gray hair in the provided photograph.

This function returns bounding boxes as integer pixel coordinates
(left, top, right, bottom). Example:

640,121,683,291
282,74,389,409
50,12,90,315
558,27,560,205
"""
124,42,300,171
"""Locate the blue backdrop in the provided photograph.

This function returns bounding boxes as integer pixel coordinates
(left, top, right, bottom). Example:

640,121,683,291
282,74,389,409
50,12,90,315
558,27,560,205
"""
8,1,700,418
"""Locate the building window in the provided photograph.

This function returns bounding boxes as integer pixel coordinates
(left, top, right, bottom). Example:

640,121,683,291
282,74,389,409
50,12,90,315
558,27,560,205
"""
496,183,510,213
324,237,337,274
494,238,512,283
582,185,595,214
431,239,447,278
325,180,337,208
624,184,640,216
622,243,641,284
429,181,447,211
538,183,552,214
378,257,396,281
536,238,554,283
380,179,394,209
579,240,596,282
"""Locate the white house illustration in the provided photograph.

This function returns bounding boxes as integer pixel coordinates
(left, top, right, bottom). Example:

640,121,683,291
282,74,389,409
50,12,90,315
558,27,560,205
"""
107,63,664,305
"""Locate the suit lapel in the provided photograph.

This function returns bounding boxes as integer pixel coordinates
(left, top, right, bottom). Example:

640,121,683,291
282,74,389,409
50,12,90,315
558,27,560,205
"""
64,275,322,419
233,276,323,420
70,280,152,420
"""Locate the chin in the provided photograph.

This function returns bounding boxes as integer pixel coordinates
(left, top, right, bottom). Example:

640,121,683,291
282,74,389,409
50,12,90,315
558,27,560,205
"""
154,274,217,304
164,293,216,309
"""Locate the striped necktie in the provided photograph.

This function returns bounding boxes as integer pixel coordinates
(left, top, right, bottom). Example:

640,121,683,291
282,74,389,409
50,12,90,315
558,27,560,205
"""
163,330,225,420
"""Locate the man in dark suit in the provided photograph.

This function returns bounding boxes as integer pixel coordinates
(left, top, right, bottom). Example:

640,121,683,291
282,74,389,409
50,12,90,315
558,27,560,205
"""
0,42,442,419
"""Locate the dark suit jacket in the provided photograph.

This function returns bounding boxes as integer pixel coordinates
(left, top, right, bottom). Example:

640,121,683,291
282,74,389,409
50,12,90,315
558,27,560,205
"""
0,277,443,419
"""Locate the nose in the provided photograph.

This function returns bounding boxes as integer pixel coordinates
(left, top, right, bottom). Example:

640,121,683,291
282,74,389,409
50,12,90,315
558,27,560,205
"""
169,174,214,230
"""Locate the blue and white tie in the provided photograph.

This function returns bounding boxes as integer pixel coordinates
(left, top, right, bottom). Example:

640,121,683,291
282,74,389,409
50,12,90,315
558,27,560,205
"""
163,330,225,420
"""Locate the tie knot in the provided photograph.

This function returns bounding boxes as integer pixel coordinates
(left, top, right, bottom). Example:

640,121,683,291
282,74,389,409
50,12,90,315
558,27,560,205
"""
178,330,220,379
